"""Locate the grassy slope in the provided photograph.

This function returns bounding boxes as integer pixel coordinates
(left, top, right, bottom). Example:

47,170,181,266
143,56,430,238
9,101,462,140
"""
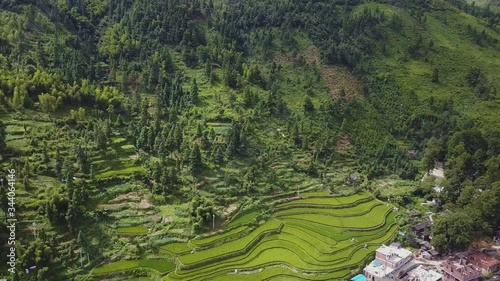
363,1,500,130
466,0,500,12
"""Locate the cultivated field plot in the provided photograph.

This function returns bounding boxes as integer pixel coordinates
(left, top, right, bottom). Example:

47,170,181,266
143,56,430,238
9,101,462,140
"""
91,192,397,280
159,192,397,281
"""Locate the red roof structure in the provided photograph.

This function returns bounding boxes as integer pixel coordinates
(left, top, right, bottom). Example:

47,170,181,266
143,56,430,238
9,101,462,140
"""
442,259,481,281
468,252,500,273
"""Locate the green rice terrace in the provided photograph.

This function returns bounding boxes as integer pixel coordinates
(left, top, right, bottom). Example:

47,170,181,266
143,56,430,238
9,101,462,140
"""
2,0,500,281
92,192,398,280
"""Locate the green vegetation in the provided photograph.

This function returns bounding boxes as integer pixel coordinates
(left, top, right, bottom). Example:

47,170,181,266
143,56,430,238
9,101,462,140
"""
0,0,499,280
190,226,247,247
226,211,261,228
93,261,141,275
117,226,149,235
160,243,192,256
161,194,396,280
276,193,373,208
93,259,175,275
179,220,283,266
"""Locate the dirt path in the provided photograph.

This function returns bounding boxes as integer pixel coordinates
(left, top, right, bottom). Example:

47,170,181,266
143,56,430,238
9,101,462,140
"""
222,204,238,217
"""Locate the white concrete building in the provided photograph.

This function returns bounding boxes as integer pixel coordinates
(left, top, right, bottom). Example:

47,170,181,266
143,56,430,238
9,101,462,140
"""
364,244,442,281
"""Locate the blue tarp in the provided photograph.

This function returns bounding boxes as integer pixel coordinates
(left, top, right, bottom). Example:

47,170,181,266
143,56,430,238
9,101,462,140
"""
372,261,382,267
351,274,367,281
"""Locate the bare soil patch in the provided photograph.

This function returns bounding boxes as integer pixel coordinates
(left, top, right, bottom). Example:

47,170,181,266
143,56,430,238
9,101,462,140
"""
222,204,238,217
271,196,301,205
336,135,354,153
138,198,153,209
98,202,133,211
151,214,161,222
109,192,141,204
273,45,363,101
321,65,363,101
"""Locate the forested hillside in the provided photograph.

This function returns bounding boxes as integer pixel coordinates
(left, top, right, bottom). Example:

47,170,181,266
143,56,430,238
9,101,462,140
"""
0,0,499,280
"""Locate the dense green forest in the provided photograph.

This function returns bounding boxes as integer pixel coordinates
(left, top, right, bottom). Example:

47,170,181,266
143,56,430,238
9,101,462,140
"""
0,0,499,280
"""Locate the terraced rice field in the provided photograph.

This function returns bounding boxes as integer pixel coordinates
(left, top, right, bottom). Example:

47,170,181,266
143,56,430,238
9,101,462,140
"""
117,226,149,235
160,192,397,280
92,259,175,275
190,226,248,247
92,192,397,280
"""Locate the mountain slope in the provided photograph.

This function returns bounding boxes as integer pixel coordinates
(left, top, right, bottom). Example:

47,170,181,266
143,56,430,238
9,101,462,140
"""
0,0,499,280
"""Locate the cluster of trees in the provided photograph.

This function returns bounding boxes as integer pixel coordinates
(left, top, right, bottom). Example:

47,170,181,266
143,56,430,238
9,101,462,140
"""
406,35,435,59
465,67,497,100
216,0,388,68
444,129,499,199
124,90,249,199
1,1,500,278
420,125,500,251
94,0,208,89
189,195,216,232
466,24,499,46
0,121,6,158
448,0,500,28
432,183,500,252
0,69,122,111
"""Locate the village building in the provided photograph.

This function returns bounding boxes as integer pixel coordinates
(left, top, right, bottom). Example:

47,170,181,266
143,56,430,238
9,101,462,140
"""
405,265,442,281
429,249,440,259
441,259,481,281
456,253,469,260
468,251,500,273
494,231,500,243
433,186,445,193
420,249,440,260
412,221,432,240
407,150,416,158
364,244,442,281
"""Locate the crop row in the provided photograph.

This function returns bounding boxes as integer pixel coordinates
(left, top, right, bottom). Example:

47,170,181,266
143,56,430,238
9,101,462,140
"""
160,242,192,256
161,193,397,280
274,193,373,211
270,221,398,264
281,225,335,252
116,226,149,236
210,266,350,281
165,228,395,281
279,204,391,229
178,220,283,268
93,259,175,275
189,225,248,248
226,211,261,229
166,222,397,280
282,211,396,242
272,200,382,218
